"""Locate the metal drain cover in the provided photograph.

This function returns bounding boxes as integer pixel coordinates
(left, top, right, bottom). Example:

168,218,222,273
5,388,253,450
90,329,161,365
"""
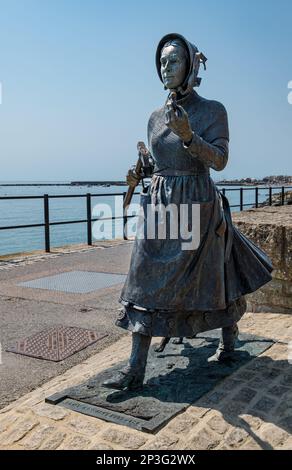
17,271,127,293
6,326,107,361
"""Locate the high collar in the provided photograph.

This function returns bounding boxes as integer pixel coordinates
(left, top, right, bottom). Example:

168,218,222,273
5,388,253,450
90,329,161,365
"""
175,89,200,106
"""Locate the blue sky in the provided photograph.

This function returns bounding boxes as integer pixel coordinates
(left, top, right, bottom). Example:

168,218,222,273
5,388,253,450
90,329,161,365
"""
0,0,291,181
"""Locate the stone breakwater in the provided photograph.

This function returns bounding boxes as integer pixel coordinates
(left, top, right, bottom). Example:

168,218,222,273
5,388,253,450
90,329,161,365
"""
217,175,292,186
257,189,292,207
232,205,292,314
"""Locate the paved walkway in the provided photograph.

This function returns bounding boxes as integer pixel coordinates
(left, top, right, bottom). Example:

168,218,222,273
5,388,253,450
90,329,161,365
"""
0,241,132,408
1,310,292,450
0,242,292,450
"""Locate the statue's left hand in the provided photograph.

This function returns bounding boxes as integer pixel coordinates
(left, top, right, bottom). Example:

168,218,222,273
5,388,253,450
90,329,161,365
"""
164,100,193,144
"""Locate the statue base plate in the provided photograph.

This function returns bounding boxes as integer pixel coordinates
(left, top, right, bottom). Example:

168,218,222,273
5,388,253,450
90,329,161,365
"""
46,330,273,432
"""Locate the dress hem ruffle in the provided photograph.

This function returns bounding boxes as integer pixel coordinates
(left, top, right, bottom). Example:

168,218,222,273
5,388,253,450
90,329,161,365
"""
115,296,247,337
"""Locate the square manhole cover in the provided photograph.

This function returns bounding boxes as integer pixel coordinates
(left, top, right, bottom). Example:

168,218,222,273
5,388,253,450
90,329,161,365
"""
17,271,127,293
6,326,107,361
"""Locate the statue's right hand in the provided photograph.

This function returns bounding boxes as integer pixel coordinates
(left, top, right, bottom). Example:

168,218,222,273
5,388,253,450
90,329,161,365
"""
126,167,140,187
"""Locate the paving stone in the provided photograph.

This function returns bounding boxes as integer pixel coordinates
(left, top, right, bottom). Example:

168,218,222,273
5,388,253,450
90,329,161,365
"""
59,435,91,450
273,360,290,370
164,413,199,435
206,391,226,404
34,403,68,421
233,387,257,404
260,368,282,381
224,428,249,448
238,414,263,431
220,400,245,416
258,423,290,448
275,437,292,450
89,442,114,450
186,406,210,419
234,370,255,381
100,427,147,450
215,444,230,450
39,431,67,450
248,376,268,389
279,416,292,433
0,413,18,433
245,361,267,372
274,395,292,418
186,427,220,450
216,379,243,392
207,414,228,435
14,407,32,415
21,424,55,449
199,391,226,407
144,434,179,450
0,417,39,446
64,416,101,436
280,374,292,387
240,438,264,450
267,385,290,397
252,397,277,414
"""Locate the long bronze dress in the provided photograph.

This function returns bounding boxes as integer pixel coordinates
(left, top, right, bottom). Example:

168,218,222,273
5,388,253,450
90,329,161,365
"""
116,36,273,338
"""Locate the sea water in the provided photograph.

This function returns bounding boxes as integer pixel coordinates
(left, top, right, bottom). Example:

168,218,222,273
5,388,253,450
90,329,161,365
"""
0,182,281,256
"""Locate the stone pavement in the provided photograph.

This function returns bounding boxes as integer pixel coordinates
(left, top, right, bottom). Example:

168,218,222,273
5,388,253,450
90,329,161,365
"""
1,311,292,450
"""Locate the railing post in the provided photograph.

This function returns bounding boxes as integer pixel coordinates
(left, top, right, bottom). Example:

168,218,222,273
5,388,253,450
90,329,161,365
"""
123,192,127,240
240,188,243,211
281,186,285,205
269,186,272,205
43,194,50,253
222,187,226,197
86,193,92,245
255,187,258,208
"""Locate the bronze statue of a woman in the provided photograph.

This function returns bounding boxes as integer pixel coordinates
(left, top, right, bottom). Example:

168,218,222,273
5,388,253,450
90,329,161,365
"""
103,33,273,391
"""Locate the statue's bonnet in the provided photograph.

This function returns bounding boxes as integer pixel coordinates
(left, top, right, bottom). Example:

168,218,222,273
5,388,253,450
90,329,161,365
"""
155,33,207,95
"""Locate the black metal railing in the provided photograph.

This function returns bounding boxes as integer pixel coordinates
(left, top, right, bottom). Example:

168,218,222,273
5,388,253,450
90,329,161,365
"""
219,185,292,211
0,185,291,253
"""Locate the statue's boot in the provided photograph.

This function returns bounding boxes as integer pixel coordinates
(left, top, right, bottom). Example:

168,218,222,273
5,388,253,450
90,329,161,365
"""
102,332,151,390
208,323,239,362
